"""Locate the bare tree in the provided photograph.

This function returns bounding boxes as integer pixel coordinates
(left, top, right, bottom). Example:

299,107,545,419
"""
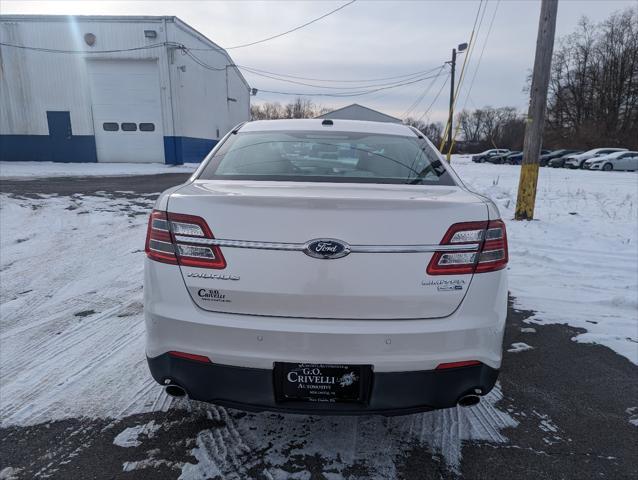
403,118,444,146
453,106,525,151
546,7,638,149
251,98,332,120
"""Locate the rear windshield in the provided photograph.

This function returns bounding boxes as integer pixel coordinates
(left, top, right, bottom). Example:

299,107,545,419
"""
198,130,456,186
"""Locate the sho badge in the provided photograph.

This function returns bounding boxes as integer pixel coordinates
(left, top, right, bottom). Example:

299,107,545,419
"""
303,239,351,259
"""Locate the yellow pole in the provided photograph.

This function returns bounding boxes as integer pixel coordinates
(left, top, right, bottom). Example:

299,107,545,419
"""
515,0,558,220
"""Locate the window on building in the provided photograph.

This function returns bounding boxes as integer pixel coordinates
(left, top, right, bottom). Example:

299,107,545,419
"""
103,122,119,131
139,123,155,132
121,123,137,132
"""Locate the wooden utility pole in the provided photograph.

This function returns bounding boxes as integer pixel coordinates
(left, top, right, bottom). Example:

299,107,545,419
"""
515,0,558,220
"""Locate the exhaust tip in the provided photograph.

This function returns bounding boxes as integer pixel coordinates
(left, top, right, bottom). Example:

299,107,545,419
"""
165,384,187,398
457,394,481,407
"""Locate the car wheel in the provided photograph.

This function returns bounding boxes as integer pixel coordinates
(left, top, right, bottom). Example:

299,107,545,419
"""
602,163,613,171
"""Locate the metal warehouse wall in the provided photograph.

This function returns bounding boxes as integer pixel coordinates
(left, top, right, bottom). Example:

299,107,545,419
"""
0,16,250,163
164,19,250,164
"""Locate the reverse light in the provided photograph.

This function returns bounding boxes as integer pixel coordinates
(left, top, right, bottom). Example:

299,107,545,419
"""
145,210,226,269
427,220,508,275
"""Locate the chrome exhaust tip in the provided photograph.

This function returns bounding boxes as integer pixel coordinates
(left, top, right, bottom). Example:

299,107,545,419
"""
457,394,481,407
165,384,187,398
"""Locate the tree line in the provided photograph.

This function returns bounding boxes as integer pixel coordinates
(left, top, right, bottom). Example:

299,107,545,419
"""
453,7,637,152
545,7,637,150
250,98,331,120
250,7,636,153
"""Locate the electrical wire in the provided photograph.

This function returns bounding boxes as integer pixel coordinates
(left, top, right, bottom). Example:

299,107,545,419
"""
0,41,170,54
256,71,450,98
223,0,356,50
240,63,447,90
439,0,488,152
401,65,447,118
233,64,447,84
449,0,501,153
416,73,450,122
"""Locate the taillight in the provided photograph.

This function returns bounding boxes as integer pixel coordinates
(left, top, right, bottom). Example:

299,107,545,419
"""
426,220,508,275
145,210,226,269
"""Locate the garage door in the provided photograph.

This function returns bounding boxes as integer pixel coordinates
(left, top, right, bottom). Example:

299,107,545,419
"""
88,60,165,163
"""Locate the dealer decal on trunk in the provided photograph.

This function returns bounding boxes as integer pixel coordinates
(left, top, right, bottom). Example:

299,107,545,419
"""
197,288,231,303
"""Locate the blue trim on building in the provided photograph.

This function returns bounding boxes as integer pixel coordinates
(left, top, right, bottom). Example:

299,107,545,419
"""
0,135,98,163
0,134,215,164
163,136,218,164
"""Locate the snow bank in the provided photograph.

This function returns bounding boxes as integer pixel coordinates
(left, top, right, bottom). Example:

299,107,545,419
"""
0,161,198,178
451,155,638,364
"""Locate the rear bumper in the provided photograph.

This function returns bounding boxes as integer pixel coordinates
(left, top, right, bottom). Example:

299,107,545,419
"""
145,259,507,413
147,353,499,415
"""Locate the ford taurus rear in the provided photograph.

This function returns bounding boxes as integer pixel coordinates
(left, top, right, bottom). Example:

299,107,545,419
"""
144,119,507,415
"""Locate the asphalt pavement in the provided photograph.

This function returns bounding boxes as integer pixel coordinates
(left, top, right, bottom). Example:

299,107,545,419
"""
1,174,636,479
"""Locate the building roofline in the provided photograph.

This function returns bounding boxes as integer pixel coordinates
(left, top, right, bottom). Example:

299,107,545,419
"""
0,14,178,22
316,103,402,122
0,14,251,91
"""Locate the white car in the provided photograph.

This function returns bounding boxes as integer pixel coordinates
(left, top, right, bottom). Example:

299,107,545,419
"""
144,119,508,415
585,151,638,171
471,149,510,163
564,147,628,169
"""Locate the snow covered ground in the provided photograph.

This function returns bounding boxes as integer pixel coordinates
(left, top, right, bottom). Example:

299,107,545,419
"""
0,193,518,473
451,155,638,365
0,161,198,178
0,158,636,476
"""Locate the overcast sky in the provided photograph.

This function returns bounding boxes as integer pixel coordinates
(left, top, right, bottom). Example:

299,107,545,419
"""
3,0,635,122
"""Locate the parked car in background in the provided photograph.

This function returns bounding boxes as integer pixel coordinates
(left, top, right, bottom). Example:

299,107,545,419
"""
486,151,520,164
471,149,510,163
540,149,580,166
564,148,628,169
506,150,551,165
144,119,508,415
548,151,583,168
584,151,638,171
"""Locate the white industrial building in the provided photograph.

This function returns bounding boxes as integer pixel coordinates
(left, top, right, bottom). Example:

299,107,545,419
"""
0,15,251,164
317,104,401,123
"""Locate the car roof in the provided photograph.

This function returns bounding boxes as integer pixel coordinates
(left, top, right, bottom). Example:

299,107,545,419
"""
604,150,637,157
585,147,627,153
240,119,418,137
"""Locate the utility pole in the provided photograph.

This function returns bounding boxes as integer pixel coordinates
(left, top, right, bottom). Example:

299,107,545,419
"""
515,0,558,220
446,47,456,162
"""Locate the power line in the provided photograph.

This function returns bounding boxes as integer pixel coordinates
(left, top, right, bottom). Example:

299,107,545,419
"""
0,41,169,54
224,0,357,50
401,65,447,118
458,0,501,114
257,71,450,98
240,63,447,90
439,0,488,152
417,73,450,122
1,40,450,91
234,64,446,84
450,0,501,152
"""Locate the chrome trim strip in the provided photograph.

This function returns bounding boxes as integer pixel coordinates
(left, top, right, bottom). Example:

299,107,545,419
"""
173,236,479,253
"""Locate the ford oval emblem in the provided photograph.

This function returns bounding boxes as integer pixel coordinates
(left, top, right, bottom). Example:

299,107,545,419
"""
303,238,351,259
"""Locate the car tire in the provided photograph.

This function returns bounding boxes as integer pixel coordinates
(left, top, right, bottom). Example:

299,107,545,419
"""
602,163,613,171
